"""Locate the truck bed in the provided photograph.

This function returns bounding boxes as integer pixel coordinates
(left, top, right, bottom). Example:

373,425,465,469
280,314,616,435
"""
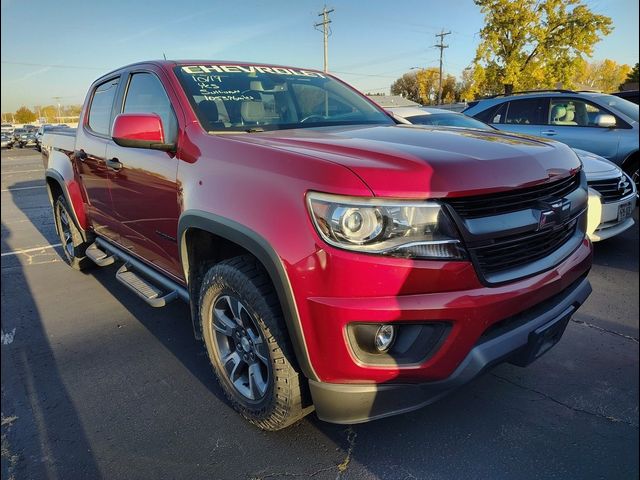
43,129,76,152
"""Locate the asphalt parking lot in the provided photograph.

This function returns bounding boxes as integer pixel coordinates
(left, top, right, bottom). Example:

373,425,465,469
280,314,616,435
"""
1,147,638,480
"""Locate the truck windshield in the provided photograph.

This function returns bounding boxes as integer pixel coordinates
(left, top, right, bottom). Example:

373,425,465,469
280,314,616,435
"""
174,64,393,132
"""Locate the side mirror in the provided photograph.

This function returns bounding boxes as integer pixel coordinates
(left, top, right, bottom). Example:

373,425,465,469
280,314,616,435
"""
595,113,616,128
112,113,175,151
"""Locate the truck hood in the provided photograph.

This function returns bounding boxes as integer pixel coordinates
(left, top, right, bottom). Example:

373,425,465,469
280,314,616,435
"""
228,124,581,198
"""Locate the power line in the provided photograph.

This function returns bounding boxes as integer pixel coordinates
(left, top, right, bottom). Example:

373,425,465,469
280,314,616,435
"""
331,70,399,79
1,60,108,71
434,29,451,104
314,6,334,73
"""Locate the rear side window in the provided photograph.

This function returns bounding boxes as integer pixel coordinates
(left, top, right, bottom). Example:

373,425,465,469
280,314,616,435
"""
474,102,507,124
88,78,119,135
123,72,177,143
504,98,545,125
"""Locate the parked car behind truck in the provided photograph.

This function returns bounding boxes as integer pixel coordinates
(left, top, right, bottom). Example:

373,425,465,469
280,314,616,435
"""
463,90,639,193
43,61,592,430
389,107,637,241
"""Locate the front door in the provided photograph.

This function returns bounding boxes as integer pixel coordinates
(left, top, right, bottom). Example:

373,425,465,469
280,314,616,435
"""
105,70,182,279
540,97,621,160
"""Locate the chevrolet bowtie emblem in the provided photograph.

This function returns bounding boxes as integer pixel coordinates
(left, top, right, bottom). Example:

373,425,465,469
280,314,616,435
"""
538,199,572,231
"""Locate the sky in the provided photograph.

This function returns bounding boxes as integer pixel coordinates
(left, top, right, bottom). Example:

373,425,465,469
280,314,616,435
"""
1,0,638,112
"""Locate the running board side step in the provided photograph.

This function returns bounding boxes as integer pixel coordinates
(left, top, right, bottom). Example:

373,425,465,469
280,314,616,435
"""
86,242,115,266
116,263,178,307
92,237,189,308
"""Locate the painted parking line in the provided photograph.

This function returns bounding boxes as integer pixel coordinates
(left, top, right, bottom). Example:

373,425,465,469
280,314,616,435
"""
1,185,46,192
1,169,44,175
1,243,62,257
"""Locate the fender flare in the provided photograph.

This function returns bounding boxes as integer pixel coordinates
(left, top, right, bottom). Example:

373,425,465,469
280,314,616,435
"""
178,210,318,381
44,169,89,242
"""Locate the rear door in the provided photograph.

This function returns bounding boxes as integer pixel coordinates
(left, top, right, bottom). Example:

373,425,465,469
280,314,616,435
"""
75,76,121,240
105,69,183,279
540,97,621,160
490,98,546,137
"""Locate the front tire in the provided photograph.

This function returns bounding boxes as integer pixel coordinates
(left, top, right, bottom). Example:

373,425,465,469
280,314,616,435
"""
199,255,309,431
54,196,91,270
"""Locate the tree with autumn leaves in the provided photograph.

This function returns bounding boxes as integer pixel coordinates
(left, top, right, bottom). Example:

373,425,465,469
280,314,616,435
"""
392,0,628,103
467,0,614,96
391,69,459,105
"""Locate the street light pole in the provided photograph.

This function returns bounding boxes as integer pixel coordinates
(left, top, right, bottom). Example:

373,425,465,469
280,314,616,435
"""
53,96,62,124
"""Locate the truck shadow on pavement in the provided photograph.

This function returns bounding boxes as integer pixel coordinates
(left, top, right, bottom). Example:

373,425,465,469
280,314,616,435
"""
5,177,639,479
1,224,102,479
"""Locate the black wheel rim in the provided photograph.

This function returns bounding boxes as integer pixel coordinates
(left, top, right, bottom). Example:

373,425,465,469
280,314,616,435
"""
58,205,74,258
211,295,270,402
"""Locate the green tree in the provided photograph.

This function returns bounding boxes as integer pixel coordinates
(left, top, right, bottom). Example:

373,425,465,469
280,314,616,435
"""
14,106,36,124
471,0,613,94
624,62,639,84
391,70,460,105
390,72,421,103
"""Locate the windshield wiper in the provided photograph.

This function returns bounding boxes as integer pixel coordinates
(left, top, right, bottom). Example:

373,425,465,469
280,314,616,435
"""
244,127,265,133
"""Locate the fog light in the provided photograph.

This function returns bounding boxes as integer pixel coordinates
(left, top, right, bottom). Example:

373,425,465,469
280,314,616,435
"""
374,324,396,352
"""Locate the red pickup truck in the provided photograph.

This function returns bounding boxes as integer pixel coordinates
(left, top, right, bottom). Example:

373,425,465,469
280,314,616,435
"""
43,61,592,430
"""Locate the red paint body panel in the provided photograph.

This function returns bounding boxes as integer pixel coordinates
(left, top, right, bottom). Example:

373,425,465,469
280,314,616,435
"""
42,60,593,388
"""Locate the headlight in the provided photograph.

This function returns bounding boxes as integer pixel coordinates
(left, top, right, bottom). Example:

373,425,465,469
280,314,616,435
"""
307,192,466,259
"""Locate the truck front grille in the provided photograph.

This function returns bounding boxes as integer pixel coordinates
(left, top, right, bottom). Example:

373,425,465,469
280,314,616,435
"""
588,175,633,203
445,172,586,284
470,218,578,274
447,174,580,218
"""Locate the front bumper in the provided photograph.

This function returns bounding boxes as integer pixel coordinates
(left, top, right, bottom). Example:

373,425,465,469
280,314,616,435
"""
310,276,592,424
587,190,636,241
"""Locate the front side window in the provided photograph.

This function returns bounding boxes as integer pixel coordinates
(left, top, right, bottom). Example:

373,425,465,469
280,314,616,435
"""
88,78,119,135
123,73,178,143
504,98,545,125
549,98,610,127
174,64,393,132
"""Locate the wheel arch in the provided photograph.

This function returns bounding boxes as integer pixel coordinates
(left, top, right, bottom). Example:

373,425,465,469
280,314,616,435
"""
178,210,318,381
45,169,88,241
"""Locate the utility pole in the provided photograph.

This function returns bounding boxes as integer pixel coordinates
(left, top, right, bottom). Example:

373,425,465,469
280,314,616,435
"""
53,96,62,124
315,6,334,73
434,29,451,105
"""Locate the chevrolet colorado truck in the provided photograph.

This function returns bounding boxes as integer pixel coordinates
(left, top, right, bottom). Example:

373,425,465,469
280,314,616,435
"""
43,61,593,431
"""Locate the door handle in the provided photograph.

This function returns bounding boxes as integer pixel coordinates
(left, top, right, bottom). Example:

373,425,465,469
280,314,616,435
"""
106,158,123,170
541,130,557,136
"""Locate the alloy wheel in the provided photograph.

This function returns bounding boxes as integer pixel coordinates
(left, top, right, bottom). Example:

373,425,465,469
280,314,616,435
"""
58,204,75,258
211,295,271,402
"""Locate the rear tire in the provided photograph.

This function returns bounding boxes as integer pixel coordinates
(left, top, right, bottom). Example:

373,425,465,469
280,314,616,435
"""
54,196,92,270
199,255,309,431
